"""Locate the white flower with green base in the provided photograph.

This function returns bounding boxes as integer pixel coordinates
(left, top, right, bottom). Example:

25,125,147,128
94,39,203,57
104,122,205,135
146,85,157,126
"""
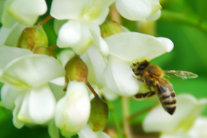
50,0,113,55
0,46,64,128
1,0,47,27
82,32,173,99
143,94,207,138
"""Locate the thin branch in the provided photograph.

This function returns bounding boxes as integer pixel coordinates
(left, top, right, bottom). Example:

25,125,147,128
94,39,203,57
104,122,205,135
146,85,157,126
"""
38,15,52,26
128,105,155,121
107,101,123,138
86,81,99,97
121,97,133,138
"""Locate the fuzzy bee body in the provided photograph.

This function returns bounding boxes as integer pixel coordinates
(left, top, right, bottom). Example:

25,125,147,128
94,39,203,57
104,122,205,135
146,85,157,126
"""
132,60,176,115
155,78,176,115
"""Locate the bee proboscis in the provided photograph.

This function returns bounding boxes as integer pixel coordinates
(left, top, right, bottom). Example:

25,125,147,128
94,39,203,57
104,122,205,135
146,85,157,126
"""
132,60,198,115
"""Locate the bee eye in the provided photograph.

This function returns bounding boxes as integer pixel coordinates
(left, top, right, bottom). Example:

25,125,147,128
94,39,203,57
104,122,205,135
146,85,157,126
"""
138,65,145,70
138,61,149,70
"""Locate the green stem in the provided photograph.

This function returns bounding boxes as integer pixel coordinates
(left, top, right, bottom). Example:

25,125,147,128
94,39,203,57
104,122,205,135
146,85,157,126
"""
161,10,207,35
128,105,155,121
108,101,123,138
121,97,133,138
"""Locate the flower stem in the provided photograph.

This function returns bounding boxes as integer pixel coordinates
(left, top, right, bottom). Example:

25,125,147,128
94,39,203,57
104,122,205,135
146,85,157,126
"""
38,15,52,26
121,97,133,138
107,101,123,138
86,81,99,97
127,105,155,121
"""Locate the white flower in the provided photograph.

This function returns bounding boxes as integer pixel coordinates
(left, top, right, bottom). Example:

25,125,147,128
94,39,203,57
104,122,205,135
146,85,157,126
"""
50,0,112,54
116,0,161,21
143,94,207,137
82,32,173,99
55,81,91,137
161,117,207,138
1,0,47,27
0,47,65,128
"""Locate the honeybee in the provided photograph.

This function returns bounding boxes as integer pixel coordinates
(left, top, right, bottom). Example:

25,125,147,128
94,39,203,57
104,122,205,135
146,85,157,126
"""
132,60,198,115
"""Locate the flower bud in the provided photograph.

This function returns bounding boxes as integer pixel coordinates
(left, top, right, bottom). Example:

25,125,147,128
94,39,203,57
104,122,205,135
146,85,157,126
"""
18,26,48,51
65,56,88,82
88,96,108,132
33,46,55,57
100,22,125,38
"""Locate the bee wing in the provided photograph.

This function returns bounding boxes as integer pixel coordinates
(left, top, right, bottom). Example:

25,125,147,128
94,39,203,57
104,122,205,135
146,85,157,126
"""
164,70,198,80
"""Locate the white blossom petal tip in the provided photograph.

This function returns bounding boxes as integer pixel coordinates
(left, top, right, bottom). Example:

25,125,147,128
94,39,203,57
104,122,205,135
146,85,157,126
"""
7,0,47,25
116,0,161,21
157,37,174,52
105,32,174,62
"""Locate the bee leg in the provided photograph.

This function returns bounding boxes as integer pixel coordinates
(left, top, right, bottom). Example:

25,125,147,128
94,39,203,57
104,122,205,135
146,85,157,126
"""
134,77,144,82
134,91,156,98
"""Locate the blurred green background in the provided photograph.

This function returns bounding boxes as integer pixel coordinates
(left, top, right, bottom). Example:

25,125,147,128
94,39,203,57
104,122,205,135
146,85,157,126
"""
1,0,207,137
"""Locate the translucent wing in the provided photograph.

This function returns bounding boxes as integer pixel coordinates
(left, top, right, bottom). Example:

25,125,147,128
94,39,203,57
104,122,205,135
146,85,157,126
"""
164,70,198,80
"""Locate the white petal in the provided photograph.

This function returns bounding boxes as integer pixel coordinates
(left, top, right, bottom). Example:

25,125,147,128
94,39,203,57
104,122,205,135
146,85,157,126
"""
57,21,93,54
1,0,18,27
51,0,112,22
0,46,32,72
116,0,161,21
147,10,161,21
8,0,47,25
51,0,87,20
57,49,75,67
1,84,21,109
13,94,25,128
53,19,67,35
1,55,65,88
78,125,110,138
89,25,109,55
81,47,106,88
55,81,90,137
50,77,65,86
101,87,118,100
143,94,207,133
17,92,34,124
105,32,174,62
104,57,139,96
28,86,56,124
188,117,207,138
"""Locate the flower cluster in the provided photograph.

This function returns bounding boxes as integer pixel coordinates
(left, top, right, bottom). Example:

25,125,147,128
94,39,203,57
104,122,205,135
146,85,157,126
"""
0,0,176,137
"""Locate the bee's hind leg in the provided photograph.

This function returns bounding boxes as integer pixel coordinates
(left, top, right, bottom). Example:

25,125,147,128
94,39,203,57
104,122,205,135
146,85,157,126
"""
134,91,156,98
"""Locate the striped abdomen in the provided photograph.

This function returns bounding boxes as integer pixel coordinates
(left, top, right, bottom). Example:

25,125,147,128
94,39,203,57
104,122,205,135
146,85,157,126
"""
155,79,176,115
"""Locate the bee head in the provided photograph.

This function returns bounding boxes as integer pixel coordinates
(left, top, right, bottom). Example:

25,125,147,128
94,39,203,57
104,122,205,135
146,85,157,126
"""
137,60,149,71
132,60,149,76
